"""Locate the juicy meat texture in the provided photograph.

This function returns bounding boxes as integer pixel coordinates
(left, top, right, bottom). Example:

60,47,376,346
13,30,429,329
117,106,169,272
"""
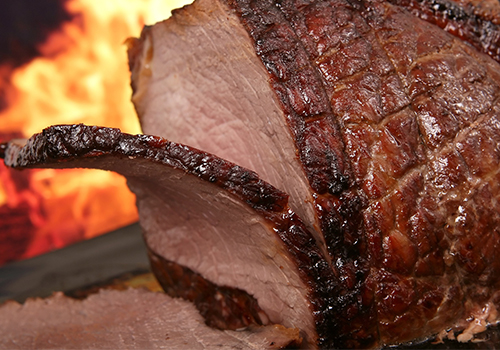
0,288,301,349
1,124,334,348
127,0,500,348
387,0,500,62
2,0,500,348
127,0,322,245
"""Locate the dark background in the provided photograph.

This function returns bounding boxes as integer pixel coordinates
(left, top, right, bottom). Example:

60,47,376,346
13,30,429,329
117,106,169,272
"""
0,0,72,109
0,0,71,67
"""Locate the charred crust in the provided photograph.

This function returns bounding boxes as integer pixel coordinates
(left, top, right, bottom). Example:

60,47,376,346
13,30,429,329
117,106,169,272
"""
4,123,338,348
6,124,288,216
225,0,352,201
273,212,343,348
223,1,376,347
389,0,500,63
148,249,268,330
222,0,500,347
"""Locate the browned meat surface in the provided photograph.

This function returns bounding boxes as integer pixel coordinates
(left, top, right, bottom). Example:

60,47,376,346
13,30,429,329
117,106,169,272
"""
2,0,500,348
1,124,333,348
0,288,301,349
127,0,322,245
127,0,500,348
387,0,500,61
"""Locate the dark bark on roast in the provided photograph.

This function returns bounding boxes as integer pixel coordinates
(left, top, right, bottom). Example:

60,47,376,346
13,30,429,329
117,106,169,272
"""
2,0,500,348
128,0,500,347
1,124,332,348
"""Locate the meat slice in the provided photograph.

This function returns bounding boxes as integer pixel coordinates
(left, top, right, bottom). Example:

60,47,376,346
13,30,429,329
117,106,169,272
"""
1,124,334,348
128,0,500,348
0,288,301,349
127,0,323,248
4,0,500,348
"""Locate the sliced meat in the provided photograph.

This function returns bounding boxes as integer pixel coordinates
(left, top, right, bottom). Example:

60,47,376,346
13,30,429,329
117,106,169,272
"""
128,0,500,348
1,124,334,348
127,0,322,248
0,288,301,349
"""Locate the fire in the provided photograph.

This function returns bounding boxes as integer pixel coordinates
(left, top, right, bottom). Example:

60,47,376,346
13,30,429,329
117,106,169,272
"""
0,0,193,265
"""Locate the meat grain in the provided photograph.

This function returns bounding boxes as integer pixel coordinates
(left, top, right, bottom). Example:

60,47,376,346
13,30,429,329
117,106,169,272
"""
2,124,333,348
2,0,500,348
0,288,301,349
128,0,500,347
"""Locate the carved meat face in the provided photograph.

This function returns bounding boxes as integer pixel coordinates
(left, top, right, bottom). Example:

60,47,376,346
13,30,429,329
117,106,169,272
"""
2,0,500,348
127,0,500,347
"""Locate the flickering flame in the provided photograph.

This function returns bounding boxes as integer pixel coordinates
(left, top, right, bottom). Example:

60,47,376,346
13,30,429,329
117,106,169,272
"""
0,0,193,264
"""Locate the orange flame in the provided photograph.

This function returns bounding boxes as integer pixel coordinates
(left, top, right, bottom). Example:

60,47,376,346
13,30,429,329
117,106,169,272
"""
0,0,193,264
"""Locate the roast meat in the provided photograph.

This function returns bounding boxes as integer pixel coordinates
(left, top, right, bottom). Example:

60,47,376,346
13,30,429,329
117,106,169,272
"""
127,0,500,347
1,124,333,348
2,0,500,348
0,288,301,349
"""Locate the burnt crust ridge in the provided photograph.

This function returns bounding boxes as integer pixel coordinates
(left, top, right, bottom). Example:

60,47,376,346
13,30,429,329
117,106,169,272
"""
148,248,268,330
3,123,339,348
388,0,500,63
221,0,500,347
6,124,289,215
